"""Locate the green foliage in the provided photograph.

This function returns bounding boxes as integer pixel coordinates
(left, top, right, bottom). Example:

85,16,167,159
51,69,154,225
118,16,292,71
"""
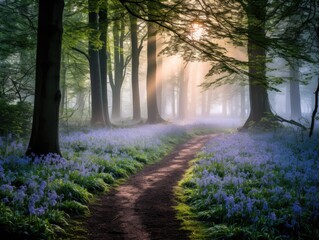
70,172,109,193
0,99,32,137
0,0,37,105
59,200,89,216
0,202,60,240
55,181,93,204
95,172,115,184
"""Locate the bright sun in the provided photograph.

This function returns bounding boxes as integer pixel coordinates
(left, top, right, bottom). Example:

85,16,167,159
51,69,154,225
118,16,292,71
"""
191,23,204,40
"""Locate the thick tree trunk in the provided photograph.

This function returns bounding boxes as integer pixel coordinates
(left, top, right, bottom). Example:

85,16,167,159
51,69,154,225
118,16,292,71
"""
146,22,164,123
99,4,111,126
26,0,64,156
130,15,141,121
242,0,273,129
88,4,105,127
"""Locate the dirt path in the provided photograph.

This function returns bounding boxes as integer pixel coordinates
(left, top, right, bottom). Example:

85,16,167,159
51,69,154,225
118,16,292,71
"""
84,134,216,240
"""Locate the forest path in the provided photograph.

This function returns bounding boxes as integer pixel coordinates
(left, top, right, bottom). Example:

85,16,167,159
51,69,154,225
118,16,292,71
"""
84,134,216,240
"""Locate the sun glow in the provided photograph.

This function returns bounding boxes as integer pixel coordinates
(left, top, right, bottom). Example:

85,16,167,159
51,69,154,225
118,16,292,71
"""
191,23,205,40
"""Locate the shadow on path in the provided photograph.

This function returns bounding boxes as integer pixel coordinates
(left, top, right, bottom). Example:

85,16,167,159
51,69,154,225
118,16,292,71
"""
85,134,217,240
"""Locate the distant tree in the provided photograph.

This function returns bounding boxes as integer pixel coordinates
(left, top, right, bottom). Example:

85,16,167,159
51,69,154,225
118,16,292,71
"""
119,0,317,129
0,0,37,103
108,6,130,120
289,59,302,120
178,62,188,119
0,100,32,137
26,0,64,156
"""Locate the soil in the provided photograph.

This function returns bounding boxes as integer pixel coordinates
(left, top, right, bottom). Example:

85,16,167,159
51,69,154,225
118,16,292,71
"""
84,134,216,240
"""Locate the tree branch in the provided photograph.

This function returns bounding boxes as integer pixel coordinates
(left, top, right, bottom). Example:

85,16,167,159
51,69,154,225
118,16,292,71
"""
71,47,90,62
274,115,307,130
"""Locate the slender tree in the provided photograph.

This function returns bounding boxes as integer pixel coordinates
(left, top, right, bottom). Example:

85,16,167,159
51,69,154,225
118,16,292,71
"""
289,59,302,120
26,0,64,156
109,15,127,120
130,14,141,121
178,62,188,119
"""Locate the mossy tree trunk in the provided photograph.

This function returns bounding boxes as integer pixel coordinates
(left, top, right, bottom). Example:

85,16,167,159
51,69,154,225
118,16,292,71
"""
242,0,273,129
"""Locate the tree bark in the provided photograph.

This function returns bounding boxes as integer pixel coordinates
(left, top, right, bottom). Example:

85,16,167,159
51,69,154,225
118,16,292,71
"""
178,62,188,119
26,0,64,156
130,14,141,121
289,59,302,120
60,54,67,117
242,0,273,129
111,86,121,120
240,85,247,118
88,2,105,127
99,3,111,126
146,22,164,123
157,35,163,116
110,18,125,120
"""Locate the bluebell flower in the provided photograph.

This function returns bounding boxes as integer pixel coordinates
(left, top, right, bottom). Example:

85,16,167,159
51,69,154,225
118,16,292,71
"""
292,201,302,216
268,212,277,221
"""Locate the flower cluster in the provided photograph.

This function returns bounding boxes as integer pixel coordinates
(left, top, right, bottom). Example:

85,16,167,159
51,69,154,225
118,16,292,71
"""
181,130,319,239
0,123,188,238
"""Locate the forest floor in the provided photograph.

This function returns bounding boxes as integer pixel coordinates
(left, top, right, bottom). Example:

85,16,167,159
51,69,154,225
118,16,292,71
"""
83,134,216,240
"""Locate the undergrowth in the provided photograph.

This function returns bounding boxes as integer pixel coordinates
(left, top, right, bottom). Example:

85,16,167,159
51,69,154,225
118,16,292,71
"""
175,129,319,240
0,124,191,239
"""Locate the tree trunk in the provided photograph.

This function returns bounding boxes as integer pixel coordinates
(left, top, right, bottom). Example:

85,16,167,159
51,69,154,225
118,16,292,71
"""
289,59,302,120
88,2,105,127
240,85,247,118
130,14,141,121
146,22,164,123
111,86,121,120
110,18,125,120
178,62,188,119
99,4,111,126
242,0,273,129
206,87,212,116
157,35,163,116
26,0,64,156
60,54,67,117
